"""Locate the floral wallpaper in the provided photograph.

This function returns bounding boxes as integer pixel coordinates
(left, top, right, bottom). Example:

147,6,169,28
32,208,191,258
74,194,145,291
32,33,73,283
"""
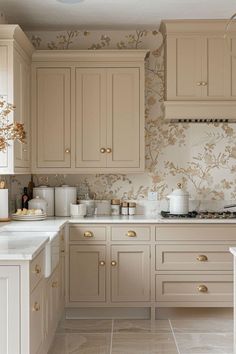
3,28,236,209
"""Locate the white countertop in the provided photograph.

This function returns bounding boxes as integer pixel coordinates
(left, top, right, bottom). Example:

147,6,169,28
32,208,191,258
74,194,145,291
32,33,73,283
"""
0,232,50,260
230,247,236,257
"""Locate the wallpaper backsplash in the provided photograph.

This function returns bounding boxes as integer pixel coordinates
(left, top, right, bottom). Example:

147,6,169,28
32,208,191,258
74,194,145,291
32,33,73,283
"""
2,28,236,209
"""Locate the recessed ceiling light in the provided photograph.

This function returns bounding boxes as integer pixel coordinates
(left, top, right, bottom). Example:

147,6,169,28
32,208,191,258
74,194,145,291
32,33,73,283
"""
56,0,84,4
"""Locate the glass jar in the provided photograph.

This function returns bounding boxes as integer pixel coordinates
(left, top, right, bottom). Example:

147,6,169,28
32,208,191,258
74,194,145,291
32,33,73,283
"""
121,201,129,216
128,202,136,215
111,199,120,216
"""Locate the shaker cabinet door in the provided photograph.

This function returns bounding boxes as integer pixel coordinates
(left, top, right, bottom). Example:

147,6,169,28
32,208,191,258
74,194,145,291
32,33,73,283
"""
107,68,141,168
35,67,71,168
69,245,106,302
111,245,150,302
75,68,107,168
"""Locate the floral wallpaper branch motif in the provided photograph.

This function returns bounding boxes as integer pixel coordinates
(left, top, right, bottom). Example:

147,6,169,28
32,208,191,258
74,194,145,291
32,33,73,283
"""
20,28,236,202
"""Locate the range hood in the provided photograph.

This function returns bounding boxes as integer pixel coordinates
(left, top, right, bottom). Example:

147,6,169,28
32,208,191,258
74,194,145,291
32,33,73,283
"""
164,101,236,123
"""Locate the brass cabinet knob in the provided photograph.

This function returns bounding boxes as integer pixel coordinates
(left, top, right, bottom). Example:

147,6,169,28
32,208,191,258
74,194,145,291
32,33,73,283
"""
111,260,117,267
33,264,41,274
100,148,106,153
197,284,208,293
65,148,70,153
33,302,40,312
127,230,137,237
197,255,208,262
196,82,202,86
99,260,106,266
83,231,94,238
23,148,27,152
201,81,208,86
52,281,58,288
106,148,112,153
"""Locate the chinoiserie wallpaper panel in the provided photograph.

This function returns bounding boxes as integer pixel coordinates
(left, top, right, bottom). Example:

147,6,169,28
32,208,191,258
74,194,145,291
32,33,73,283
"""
3,28,236,204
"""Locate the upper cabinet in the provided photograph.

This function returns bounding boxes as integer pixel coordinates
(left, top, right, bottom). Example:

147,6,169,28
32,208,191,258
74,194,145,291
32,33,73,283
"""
160,20,236,121
32,50,147,174
0,25,34,174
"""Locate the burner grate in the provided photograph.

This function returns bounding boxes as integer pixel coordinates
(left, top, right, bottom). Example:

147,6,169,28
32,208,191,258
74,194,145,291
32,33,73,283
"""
161,210,236,219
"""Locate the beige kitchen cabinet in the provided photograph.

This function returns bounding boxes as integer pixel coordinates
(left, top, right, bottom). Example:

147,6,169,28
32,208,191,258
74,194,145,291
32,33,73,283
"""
32,50,146,173
32,67,71,169
69,245,106,302
111,245,150,302
30,279,44,354
0,266,20,354
160,20,236,120
0,25,34,174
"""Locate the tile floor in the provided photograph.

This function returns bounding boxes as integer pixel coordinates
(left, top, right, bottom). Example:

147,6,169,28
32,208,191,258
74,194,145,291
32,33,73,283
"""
49,318,234,354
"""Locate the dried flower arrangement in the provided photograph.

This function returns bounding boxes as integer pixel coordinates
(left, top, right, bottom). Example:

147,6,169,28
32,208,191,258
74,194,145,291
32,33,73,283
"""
0,98,26,151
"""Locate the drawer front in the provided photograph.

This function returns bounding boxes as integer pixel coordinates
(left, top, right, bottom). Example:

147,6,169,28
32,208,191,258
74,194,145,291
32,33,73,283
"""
30,250,45,292
156,244,233,271
156,225,236,241
30,281,44,354
111,226,150,241
70,226,106,241
156,274,233,302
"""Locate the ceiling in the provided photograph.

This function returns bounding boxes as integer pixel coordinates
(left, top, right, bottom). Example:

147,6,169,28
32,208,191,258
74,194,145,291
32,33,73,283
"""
0,0,236,30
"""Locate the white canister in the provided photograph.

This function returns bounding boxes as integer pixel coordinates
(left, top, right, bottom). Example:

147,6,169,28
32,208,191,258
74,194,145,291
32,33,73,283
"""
167,183,189,215
33,186,55,216
0,189,8,219
70,203,86,217
79,200,95,216
55,185,77,216
28,196,47,214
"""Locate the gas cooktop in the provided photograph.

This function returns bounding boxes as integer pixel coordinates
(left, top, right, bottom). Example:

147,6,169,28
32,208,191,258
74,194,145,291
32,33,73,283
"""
161,210,236,219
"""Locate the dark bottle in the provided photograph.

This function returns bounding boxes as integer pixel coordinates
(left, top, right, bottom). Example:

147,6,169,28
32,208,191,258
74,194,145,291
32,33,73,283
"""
21,187,29,209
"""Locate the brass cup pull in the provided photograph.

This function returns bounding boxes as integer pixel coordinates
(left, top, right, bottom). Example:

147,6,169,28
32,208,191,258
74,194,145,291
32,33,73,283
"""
52,281,58,288
201,81,208,86
197,285,208,293
33,264,41,274
33,302,40,312
111,260,117,267
65,148,70,153
106,148,112,153
100,148,106,153
197,255,208,262
84,231,94,238
99,260,105,266
127,230,137,237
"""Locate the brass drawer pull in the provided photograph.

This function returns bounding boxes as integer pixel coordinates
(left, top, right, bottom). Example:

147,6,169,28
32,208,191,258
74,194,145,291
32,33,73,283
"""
111,260,117,267
197,285,208,293
106,148,112,153
100,148,106,153
84,231,94,238
33,264,41,274
33,302,40,312
201,81,208,86
52,281,58,288
99,260,105,266
127,230,137,237
65,148,70,153
197,255,208,262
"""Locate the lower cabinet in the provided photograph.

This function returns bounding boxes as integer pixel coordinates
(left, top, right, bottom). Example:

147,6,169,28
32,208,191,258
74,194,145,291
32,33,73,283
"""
30,279,44,354
111,245,150,302
69,245,106,302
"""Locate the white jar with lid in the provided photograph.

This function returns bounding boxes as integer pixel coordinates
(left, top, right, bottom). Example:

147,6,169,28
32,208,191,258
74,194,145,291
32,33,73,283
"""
28,196,47,214
111,199,120,216
167,183,189,215
121,201,129,216
128,202,136,215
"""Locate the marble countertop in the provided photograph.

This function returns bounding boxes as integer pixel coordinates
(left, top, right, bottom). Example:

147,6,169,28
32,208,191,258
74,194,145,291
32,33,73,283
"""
0,231,50,260
230,247,236,256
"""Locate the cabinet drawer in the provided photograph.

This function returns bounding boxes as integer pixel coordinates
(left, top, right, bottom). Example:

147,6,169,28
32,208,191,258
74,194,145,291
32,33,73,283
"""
70,226,106,241
30,250,45,292
30,281,44,354
156,225,236,241
156,274,233,302
156,244,233,271
111,226,150,241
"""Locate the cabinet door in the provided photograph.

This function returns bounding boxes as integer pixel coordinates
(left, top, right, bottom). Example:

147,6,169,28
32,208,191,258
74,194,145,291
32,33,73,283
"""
0,266,20,354
202,36,231,99
14,49,30,170
35,67,71,168
111,245,150,302
107,68,140,168
75,68,107,168
69,245,106,302
166,36,202,99
30,281,44,354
